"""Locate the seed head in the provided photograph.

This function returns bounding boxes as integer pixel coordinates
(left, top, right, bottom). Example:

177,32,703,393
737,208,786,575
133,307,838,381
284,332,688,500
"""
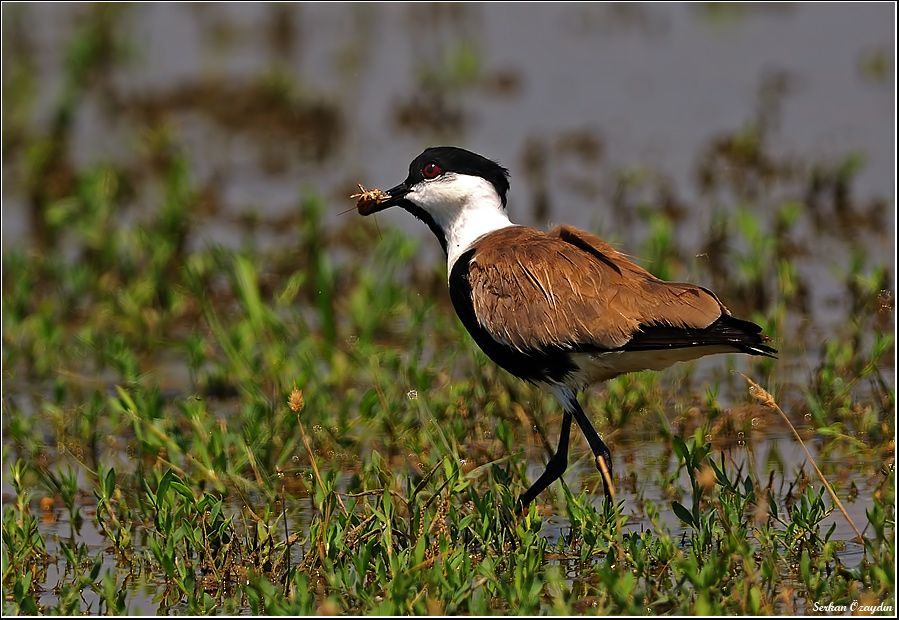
288,387,305,413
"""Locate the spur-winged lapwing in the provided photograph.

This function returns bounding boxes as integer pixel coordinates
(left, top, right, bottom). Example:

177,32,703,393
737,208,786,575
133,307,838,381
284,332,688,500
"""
355,146,776,508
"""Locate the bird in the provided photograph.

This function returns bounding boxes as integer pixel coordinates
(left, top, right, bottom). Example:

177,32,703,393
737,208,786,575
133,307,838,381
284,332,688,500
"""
355,146,776,509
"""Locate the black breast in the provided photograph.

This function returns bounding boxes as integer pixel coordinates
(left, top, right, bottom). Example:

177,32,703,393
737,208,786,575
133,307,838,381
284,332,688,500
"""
447,249,577,384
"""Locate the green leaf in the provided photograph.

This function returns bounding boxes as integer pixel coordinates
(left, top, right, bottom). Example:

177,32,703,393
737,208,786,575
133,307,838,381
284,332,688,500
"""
749,586,762,614
672,501,695,528
743,475,754,496
89,556,103,581
233,255,267,329
672,436,689,464
157,469,173,500
799,549,811,584
767,491,778,520
171,480,195,501
104,467,116,497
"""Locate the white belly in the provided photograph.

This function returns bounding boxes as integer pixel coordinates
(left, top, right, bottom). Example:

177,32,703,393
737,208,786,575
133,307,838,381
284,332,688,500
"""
566,345,735,387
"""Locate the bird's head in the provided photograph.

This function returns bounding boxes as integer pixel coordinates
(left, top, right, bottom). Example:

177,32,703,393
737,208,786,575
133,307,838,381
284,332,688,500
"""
359,146,512,258
360,146,509,216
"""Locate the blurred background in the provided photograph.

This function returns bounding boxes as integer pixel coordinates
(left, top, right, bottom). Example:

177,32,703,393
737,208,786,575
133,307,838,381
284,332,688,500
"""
1,3,895,614
3,2,895,385
3,3,895,330
3,4,894,240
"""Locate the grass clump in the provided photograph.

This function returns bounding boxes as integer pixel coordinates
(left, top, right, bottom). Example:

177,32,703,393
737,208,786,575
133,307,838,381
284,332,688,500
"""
2,159,893,610
2,8,894,611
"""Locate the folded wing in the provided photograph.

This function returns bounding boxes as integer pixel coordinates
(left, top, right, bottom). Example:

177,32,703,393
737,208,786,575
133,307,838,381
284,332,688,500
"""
465,225,775,357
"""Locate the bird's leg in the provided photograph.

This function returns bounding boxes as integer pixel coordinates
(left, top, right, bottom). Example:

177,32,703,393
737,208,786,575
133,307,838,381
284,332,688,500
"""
569,398,616,501
516,410,572,512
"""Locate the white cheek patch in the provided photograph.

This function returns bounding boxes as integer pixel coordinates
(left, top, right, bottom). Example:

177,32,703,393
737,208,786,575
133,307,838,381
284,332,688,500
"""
407,173,467,211
406,173,515,273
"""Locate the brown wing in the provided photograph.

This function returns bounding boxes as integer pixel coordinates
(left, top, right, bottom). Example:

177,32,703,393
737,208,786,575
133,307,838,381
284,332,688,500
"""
465,225,727,352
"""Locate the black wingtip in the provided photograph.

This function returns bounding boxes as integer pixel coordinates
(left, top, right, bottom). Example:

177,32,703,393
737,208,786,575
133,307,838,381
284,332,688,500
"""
725,317,778,358
620,314,779,358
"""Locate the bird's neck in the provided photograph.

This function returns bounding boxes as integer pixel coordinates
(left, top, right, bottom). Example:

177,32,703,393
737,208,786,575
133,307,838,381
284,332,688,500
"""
433,196,515,275
401,174,516,272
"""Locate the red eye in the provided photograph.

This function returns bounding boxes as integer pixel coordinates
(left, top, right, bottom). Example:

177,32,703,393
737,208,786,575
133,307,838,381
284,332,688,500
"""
422,162,442,179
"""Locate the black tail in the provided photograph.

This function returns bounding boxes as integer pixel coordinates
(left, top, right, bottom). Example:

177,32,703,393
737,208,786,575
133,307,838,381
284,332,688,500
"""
620,314,778,358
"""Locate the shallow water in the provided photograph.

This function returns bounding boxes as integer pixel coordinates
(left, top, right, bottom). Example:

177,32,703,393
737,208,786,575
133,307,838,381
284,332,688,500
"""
2,3,894,614
10,422,879,614
3,5,893,234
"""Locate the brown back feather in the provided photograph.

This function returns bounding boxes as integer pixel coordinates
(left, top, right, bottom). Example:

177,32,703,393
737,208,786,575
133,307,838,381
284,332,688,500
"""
466,225,725,351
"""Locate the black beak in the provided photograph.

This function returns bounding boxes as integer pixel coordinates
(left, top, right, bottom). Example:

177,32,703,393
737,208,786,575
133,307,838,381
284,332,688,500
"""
357,182,409,216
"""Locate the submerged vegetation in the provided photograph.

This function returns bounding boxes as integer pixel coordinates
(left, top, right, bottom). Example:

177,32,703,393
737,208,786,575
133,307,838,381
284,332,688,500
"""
2,3,895,615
